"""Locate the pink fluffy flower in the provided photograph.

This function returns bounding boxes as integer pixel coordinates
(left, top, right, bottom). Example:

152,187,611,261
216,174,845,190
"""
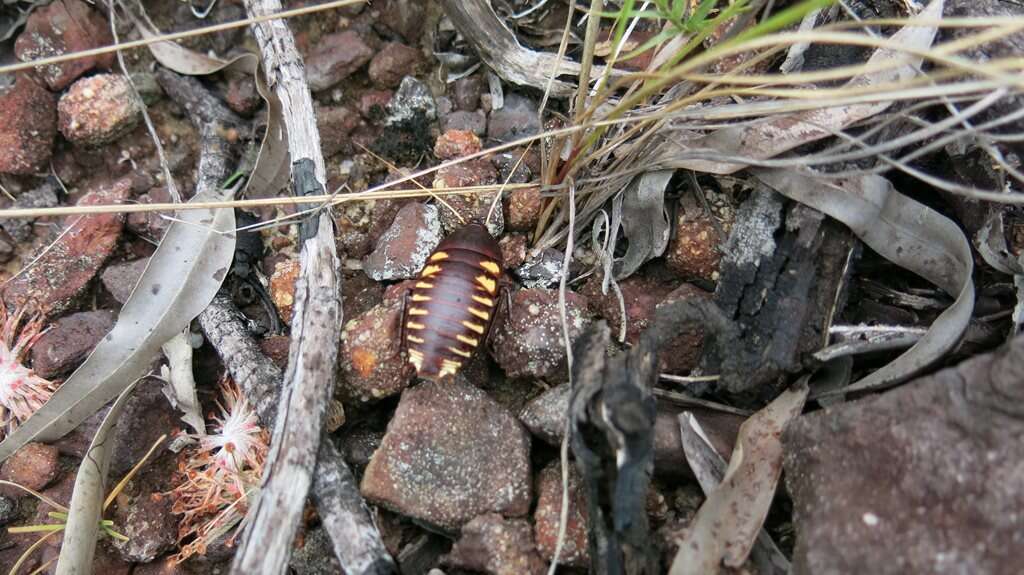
0,307,54,434
170,377,267,562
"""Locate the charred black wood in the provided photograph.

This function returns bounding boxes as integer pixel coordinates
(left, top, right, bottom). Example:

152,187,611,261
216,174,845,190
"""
569,322,659,575
699,188,855,402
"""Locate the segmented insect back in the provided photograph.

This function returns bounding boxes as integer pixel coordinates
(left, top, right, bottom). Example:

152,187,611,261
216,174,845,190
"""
404,223,502,380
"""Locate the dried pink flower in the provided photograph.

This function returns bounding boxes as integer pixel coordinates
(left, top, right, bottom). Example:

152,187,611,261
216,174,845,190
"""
170,377,268,562
0,306,55,434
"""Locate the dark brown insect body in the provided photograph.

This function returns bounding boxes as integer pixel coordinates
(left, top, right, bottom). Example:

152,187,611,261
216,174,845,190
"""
404,223,503,380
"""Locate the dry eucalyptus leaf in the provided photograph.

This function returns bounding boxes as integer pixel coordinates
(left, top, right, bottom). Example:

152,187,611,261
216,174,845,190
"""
679,412,790,575
0,183,238,461
670,380,808,575
161,331,206,436
130,6,288,199
613,169,673,279
55,380,139,575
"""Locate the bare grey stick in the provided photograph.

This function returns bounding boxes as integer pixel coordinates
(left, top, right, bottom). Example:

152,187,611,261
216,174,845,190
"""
199,295,396,574
231,1,343,573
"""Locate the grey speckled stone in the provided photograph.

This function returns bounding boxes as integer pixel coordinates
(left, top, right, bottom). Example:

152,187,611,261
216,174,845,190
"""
361,379,532,532
784,334,1024,575
362,202,441,281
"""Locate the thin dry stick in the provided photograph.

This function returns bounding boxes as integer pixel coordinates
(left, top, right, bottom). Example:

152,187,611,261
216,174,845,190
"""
548,181,577,575
230,0,342,573
109,0,181,203
0,183,540,219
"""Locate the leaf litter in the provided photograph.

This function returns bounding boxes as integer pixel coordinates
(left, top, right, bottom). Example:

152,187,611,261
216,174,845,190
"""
0,0,1021,571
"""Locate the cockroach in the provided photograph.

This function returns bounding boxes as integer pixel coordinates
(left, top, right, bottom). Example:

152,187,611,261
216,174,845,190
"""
402,223,503,380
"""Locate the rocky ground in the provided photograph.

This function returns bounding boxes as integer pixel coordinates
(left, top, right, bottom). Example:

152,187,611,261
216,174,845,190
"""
0,0,1021,574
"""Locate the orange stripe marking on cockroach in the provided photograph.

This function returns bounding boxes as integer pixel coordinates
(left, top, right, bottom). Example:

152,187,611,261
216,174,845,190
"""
401,223,504,381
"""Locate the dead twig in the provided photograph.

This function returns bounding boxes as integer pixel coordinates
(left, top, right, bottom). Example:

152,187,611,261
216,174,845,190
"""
438,0,620,97
230,1,343,573
198,295,395,574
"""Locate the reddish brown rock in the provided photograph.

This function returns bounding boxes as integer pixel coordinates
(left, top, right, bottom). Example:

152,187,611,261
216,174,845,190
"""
0,74,57,175
492,289,592,381
505,186,542,232
652,405,741,479
368,42,426,89
518,382,570,446
100,258,149,305
0,443,60,498
784,334,1024,575
126,186,174,241
441,110,487,136
339,427,385,469
338,297,414,402
491,149,535,184
258,334,291,370
306,30,375,92
112,493,177,563
361,379,532,531
356,89,393,121
581,274,673,344
1,181,59,242
30,310,116,378
270,259,301,325
58,74,141,146
656,283,712,374
487,93,541,143
453,75,483,111
499,233,528,269
317,105,362,158
434,129,482,160
443,513,547,575
4,177,131,317
433,158,503,236
362,202,442,281
666,209,725,283
14,0,114,91
378,0,426,43
225,72,261,116
534,461,589,567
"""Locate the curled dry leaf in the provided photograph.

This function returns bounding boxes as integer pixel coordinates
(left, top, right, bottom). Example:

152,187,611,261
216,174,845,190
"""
130,7,288,199
754,168,974,397
669,380,809,575
613,169,673,279
975,211,1024,336
673,0,944,175
678,412,790,575
161,332,206,436
54,380,139,575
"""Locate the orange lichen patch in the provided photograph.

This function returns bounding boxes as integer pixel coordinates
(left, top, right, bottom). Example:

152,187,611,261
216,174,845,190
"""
351,348,379,378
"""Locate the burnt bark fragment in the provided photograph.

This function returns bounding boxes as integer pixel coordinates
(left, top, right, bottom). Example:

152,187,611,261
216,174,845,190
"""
569,322,659,575
699,188,854,402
